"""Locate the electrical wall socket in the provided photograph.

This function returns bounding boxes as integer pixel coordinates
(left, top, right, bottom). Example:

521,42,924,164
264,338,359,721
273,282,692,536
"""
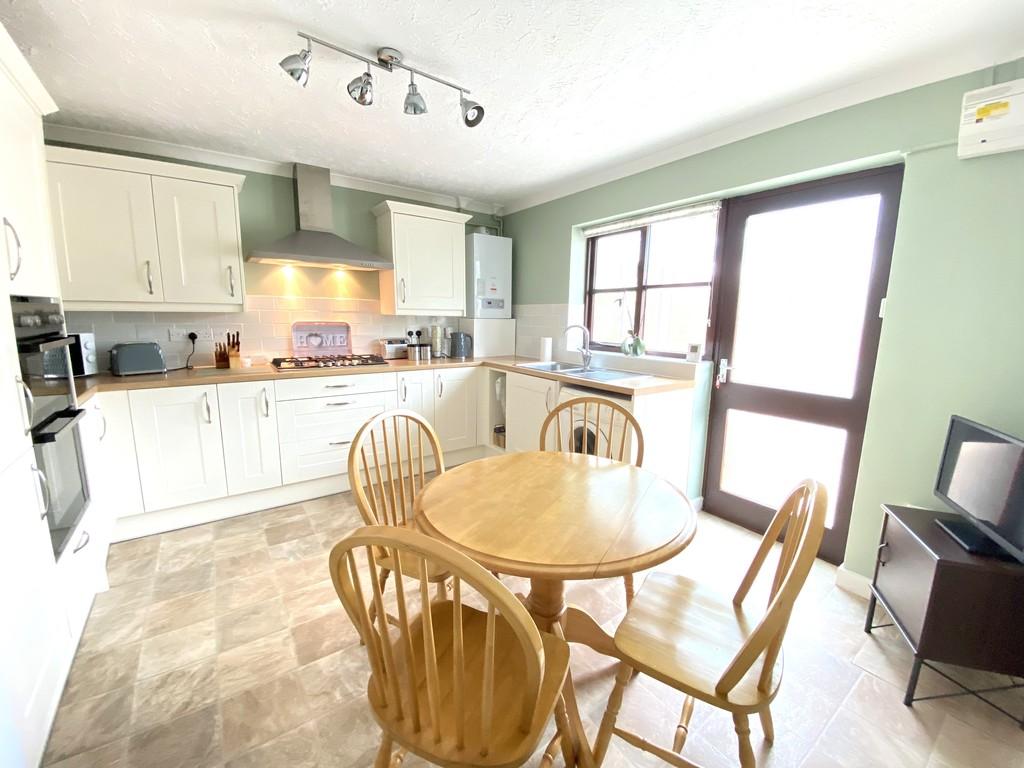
168,328,212,342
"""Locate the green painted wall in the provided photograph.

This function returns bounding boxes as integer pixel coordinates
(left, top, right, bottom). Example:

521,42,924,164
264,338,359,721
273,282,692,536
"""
503,59,1024,576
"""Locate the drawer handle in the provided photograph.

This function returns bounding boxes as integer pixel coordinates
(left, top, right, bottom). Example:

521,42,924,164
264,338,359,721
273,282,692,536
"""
329,440,352,446
325,384,354,389
878,541,890,566
73,530,91,554
326,401,353,407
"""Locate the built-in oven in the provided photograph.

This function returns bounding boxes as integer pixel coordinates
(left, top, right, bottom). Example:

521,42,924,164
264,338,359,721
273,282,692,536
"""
12,295,90,558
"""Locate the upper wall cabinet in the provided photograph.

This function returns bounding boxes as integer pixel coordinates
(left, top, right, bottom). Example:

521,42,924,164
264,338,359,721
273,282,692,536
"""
374,200,472,316
0,31,60,299
47,147,246,312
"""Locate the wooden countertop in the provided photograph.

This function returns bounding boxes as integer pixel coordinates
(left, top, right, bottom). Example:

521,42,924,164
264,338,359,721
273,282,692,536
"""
59,355,692,404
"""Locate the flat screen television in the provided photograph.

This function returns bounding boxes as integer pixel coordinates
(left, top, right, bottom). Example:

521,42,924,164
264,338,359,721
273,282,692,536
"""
934,415,1024,562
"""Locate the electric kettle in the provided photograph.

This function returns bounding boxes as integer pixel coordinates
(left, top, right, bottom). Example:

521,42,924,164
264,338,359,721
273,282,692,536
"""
448,331,473,360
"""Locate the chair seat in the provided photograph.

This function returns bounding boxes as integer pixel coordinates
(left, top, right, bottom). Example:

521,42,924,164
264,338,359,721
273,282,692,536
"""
613,571,782,714
369,600,571,767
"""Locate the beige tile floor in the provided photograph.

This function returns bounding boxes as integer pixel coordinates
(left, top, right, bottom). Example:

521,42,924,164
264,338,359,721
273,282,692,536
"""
41,492,1024,768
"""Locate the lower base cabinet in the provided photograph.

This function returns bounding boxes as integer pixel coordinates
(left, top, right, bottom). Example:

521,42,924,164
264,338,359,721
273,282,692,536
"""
0,450,70,767
506,372,558,452
434,368,478,453
129,385,228,512
218,380,282,495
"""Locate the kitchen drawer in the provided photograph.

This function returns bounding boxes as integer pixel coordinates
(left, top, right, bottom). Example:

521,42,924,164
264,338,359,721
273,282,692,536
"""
274,372,397,401
277,392,397,444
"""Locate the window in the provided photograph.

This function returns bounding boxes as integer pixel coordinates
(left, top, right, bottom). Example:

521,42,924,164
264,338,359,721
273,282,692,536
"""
584,205,720,357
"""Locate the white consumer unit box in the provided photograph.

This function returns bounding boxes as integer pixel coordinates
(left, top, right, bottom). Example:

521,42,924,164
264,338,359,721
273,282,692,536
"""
466,233,512,318
958,77,1024,159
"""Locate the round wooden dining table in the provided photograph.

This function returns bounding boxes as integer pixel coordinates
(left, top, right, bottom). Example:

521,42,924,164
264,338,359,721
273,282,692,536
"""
415,450,698,767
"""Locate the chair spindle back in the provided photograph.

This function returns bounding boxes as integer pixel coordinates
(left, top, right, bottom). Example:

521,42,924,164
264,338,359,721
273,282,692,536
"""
539,396,645,466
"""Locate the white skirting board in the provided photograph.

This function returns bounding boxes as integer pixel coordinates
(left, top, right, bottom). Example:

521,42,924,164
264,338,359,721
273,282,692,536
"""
113,445,487,542
835,562,872,598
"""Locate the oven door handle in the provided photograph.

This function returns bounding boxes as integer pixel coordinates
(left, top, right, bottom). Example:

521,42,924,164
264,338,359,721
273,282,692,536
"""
31,465,51,519
18,377,34,436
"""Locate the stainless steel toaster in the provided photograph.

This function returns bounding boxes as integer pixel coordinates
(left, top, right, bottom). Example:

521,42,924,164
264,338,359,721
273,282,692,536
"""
375,338,408,360
110,342,166,376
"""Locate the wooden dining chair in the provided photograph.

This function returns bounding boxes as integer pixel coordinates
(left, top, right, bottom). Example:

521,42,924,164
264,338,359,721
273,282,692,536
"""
329,525,575,768
539,395,646,605
592,479,827,768
348,409,450,600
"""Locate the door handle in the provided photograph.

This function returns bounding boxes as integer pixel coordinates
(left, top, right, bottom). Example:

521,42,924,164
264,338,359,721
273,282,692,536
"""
145,260,155,295
31,465,50,519
201,392,213,423
715,357,734,388
399,278,407,304
544,386,553,413
437,376,444,399
329,440,352,447
877,541,890,566
4,217,22,280
260,387,270,417
401,379,408,402
227,265,235,297
18,377,34,436
96,404,108,440
72,530,91,554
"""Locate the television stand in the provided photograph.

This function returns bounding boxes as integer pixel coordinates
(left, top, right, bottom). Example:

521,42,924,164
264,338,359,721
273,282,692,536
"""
934,517,1017,560
866,505,1024,728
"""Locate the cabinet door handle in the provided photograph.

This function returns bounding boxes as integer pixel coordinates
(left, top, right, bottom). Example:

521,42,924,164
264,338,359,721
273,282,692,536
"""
325,401,352,407
227,265,235,297
31,465,50,519
877,541,890,565
96,404,108,441
437,376,444,399
18,377,34,436
401,379,408,402
399,278,407,304
544,386,553,413
260,387,270,417
72,530,91,554
329,439,352,447
325,384,353,389
145,260,155,295
4,217,22,280
202,391,213,423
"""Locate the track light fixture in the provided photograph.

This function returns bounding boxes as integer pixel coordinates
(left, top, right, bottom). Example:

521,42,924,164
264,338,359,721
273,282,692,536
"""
279,31,483,127
347,70,373,106
403,73,427,115
278,40,311,87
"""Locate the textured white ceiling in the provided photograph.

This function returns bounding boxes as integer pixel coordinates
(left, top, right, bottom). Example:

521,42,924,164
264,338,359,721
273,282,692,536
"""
3,0,1023,208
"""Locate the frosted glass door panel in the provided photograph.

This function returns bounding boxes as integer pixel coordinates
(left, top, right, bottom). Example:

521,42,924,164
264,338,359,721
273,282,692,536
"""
731,195,881,398
720,409,845,527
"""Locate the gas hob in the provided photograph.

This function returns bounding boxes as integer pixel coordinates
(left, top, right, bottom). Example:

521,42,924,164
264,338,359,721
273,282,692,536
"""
271,354,388,370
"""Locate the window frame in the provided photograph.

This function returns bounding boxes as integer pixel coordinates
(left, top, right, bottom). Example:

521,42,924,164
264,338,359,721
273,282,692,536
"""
583,214,721,359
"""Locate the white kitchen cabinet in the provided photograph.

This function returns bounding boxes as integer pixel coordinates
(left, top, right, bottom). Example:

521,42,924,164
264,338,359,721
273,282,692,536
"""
277,391,396,484
0,30,59,299
153,176,243,306
218,380,282,495
87,391,145,519
46,147,245,312
48,163,163,303
506,372,558,453
397,369,435,424
374,200,472,316
434,367,478,453
0,449,69,768
129,385,228,511
0,258,31,475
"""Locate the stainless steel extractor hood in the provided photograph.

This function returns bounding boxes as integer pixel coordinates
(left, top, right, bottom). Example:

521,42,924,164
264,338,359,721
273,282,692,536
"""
247,164,391,270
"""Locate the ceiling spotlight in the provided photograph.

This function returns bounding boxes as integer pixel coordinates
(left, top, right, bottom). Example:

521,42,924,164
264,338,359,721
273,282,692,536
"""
347,70,374,106
460,94,484,127
403,73,427,115
279,45,312,87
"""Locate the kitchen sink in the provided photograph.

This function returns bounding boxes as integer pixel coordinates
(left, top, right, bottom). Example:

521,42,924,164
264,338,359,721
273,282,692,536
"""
515,361,579,372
